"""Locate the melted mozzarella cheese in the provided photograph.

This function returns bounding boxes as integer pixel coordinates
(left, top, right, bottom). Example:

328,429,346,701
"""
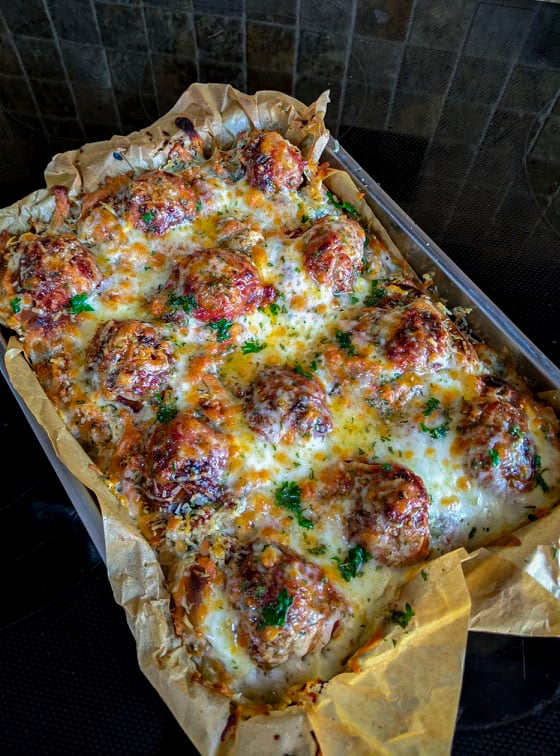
15,141,560,704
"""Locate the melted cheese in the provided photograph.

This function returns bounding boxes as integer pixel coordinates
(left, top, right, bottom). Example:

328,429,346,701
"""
7,134,560,706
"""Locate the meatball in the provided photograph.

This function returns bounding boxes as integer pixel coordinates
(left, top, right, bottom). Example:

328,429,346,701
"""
86,320,174,409
353,280,476,375
226,541,347,668
343,461,431,567
166,247,274,323
124,169,199,235
458,376,536,493
144,410,229,511
303,215,365,294
243,366,332,444
241,130,304,192
15,233,101,315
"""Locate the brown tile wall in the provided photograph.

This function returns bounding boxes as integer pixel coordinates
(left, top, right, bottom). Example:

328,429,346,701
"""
0,0,559,251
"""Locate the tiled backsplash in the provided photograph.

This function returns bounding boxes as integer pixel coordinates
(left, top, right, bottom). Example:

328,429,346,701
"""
0,0,559,276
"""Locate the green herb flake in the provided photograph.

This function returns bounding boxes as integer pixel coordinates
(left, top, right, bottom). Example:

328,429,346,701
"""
294,362,313,380
167,293,197,314
274,481,313,529
488,448,500,467
336,545,372,582
350,295,359,304
195,199,202,213
307,545,327,556
142,210,155,224
241,340,267,354
364,279,386,307
535,454,550,493
419,421,449,440
382,463,392,471
69,293,94,314
268,302,280,316
552,546,558,560
257,588,293,630
156,402,178,424
301,214,309,223
208,319,234,343
423,397,440,416
510,424,523,439
390,602,415,629
9,297,21,314
421,569,429,582
326,189,360,219
335,329,356,356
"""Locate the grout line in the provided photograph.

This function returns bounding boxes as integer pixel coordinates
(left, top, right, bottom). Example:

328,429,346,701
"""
421,9,477,161
241,0,247,92
0,8,50,142
335,0,358,137
385,0,420,131
40,0,87,142
139,0,160,115
439,8,539,239
89,0,123,135
193,8,202,82
291,0,302,98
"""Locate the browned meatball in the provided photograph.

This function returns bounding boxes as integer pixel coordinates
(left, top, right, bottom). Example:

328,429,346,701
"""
353,280,476,375
243,366,332,444
124,169,199,235
343,461,430,567
226,541,347,668
86,320,174,409
15,233,101,315
241,130,304,192
303,215,365,294
143,410,229,511
457,376,536,493
164,247,275,323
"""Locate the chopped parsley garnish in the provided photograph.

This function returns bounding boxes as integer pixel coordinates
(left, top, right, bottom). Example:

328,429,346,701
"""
510,424,523,439
268,302,280,316
488,448,500,467
257,588,293,630
335,545,372,582
208,318,234,342
195,199,202,212
326,189,359,219
423,397,440,416
241,340,267,354
155,394,178,424
307,544,327,556
420,421,449,440
364,279,386,307
421,569,429,581
142,210,155,224
274,481,313,529
294,362,313,380
9,297,21,314
382,463,392,471
69,294,94,314
301,214,309,223
390,602,415,629
335,329,356,356
167,293,197,314
534,454,550,493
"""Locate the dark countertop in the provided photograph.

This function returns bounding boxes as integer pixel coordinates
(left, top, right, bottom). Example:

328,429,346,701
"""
1,1,559,753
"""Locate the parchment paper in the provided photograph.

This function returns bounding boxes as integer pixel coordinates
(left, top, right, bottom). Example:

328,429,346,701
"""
2,83,559,755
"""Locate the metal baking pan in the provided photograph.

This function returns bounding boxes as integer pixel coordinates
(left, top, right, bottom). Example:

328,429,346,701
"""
1,137,559,564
